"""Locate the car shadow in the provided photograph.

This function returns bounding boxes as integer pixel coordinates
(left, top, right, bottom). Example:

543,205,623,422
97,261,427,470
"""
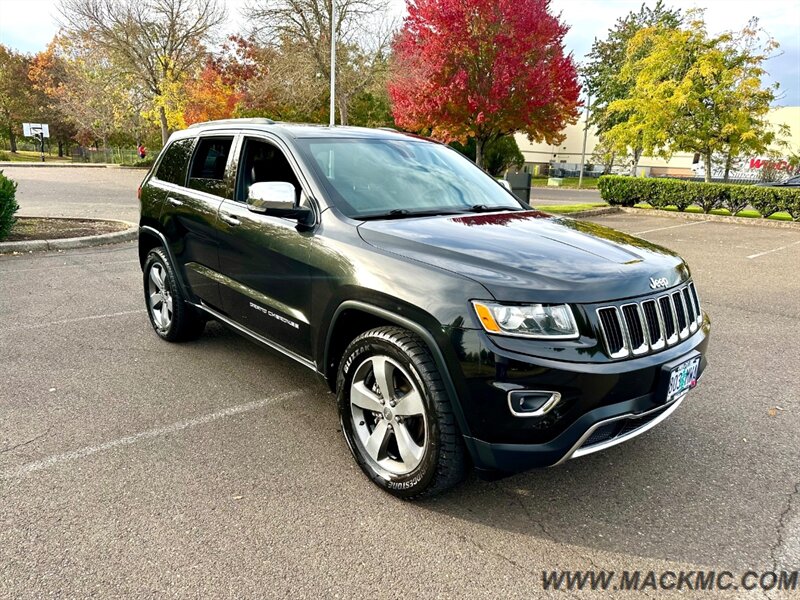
415,424,770,569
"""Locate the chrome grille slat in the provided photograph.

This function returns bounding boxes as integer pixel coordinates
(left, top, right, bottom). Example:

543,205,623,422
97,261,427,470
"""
621,303,648,355
596,282,702,359
672,291,689,339
597,306,629,358
641,300,665,351
689,282,702,325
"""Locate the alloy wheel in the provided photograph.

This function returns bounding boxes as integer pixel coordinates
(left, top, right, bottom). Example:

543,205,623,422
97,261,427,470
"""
147,262,173,332
349,355,428,476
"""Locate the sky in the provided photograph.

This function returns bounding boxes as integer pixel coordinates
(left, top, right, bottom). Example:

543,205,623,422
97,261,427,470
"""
1,0,798,105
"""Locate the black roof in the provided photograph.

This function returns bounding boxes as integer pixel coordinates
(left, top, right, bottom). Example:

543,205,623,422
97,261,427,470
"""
178,118,412,141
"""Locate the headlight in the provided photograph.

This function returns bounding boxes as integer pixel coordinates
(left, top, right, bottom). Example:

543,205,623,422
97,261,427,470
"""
472,301,579,339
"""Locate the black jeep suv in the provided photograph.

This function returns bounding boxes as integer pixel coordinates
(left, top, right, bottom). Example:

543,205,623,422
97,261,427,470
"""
138,119,710,498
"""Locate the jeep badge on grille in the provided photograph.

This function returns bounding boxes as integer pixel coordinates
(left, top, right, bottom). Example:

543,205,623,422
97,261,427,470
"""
649,277,669,290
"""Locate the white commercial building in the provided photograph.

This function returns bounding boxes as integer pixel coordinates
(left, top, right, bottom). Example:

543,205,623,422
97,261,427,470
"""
514,106,800,179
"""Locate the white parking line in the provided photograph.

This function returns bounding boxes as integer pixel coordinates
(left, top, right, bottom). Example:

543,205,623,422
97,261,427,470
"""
1,309,143,333
747,240,800,259
0,391,302,480
632,221,709,235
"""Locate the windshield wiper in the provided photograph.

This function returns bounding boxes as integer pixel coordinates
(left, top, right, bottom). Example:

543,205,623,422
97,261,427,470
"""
468,204,521,213
358,208,468,221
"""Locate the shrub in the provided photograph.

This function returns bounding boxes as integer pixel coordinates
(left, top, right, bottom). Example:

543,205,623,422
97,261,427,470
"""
121,157,155,168
0,170,19,241
777,188,800,221
694,183,728,213
598,175,653,206
598,175,799,219
748,186,782,218
725,186,751,215
0,150,9,161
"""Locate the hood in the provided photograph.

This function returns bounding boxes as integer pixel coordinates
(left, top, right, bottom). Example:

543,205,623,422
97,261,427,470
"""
357,210,690,303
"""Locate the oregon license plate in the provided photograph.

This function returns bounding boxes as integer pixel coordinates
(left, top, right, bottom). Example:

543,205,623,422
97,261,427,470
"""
666,356,700,403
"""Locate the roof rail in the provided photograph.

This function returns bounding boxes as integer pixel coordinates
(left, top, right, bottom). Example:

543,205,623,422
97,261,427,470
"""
188,117,276,128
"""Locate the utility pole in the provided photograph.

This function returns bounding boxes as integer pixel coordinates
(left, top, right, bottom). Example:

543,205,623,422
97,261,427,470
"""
578,91,592,189
329,0,337,127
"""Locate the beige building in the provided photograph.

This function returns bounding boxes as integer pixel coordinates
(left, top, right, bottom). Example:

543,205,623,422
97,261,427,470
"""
514,106,800,179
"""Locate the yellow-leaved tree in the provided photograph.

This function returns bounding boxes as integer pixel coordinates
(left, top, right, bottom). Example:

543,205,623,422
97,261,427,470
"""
605,10,783,182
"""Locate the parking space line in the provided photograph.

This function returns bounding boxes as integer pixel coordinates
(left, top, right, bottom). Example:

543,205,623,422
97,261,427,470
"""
747,240,800,259
632,221,709,235
0,391,303,480
1,309,143,333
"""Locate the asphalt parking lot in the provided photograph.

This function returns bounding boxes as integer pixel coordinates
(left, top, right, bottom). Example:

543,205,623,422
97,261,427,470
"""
1,168,799,597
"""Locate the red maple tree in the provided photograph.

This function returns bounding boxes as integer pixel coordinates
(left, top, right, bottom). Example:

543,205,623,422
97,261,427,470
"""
388,0,581,167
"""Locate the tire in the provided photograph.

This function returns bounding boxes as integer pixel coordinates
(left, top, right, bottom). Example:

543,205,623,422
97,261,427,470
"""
142,247,205,342
336,326,466,499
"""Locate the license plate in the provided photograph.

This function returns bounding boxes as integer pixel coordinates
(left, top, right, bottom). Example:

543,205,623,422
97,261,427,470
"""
666,356,700,403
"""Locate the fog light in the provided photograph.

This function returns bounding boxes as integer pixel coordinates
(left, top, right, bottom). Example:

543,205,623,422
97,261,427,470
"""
508,390,562,417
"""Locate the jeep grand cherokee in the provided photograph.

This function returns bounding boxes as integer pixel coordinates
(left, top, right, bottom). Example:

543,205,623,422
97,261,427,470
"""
138,118,710,498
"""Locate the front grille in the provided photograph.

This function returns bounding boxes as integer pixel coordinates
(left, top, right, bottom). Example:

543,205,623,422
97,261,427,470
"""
596,282,702,359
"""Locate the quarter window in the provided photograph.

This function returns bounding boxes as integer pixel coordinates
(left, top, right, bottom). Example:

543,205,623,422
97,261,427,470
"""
188,137,234,198
154,138,194,185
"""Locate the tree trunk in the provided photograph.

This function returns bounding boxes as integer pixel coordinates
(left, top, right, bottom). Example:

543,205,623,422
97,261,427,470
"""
604,151,615,175
9,126,17,153
337,96,348,126
704,153,712,183
723,152,733,183
159,105,170,145
475,138,485,169
58,140,64,158
629,147,642,176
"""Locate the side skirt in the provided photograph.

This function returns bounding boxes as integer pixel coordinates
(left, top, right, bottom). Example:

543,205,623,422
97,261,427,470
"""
193,301,318,372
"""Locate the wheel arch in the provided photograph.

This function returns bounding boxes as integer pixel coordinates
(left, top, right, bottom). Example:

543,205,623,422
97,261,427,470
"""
138,225,191,299
323,300,475,442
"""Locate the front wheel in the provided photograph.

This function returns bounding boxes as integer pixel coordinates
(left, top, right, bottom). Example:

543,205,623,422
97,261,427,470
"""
143,247,205,342
336,326,466,499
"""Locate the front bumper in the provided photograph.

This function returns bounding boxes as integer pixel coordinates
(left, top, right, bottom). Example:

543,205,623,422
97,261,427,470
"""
452,316,710,474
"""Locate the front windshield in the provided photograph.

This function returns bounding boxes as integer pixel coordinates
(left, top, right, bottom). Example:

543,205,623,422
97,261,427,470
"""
295,138,523,219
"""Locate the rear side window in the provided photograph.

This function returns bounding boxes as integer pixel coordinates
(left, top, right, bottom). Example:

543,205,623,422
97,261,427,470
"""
188,137,234,198
155,139,194,185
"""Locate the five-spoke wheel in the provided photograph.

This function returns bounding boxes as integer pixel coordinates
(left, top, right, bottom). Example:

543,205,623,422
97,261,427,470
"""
147,262,173,332
337,326,466,498
142,247,205,342
350,355,428,475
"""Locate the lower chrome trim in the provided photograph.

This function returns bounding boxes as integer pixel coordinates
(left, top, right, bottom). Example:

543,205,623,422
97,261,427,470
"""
194,302,317,371
553,394,686,466
507,390,562,418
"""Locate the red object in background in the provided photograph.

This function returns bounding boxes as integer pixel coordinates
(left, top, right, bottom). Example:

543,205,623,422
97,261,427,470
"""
388,0,581,147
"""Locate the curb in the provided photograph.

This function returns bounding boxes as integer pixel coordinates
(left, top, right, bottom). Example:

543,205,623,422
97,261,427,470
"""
619,207,800,229
0,218,137,254
556,206,622,219
0,162,121,169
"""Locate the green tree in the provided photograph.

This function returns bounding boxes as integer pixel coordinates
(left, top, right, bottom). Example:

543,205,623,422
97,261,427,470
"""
450,136,524,177
583,1,682,175
0,45,35,153
59,0,227,144
605,11,781,182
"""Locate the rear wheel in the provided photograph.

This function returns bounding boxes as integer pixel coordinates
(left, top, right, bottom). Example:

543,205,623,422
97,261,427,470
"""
337,326,466,499
143,247,205,342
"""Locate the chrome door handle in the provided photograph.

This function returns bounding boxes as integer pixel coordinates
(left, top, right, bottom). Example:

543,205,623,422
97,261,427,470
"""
220,213,241,227
167,197,183,206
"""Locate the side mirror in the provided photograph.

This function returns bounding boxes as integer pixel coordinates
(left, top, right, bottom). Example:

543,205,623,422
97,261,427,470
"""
247,181,314,226
499,179,512,192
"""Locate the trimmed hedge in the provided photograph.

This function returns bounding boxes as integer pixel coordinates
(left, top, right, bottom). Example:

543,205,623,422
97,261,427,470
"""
598,175,800,221
0,170,19,241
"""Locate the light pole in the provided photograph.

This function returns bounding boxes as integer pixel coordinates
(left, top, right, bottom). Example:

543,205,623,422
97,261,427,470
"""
578,90,591,189
329,0,337,127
